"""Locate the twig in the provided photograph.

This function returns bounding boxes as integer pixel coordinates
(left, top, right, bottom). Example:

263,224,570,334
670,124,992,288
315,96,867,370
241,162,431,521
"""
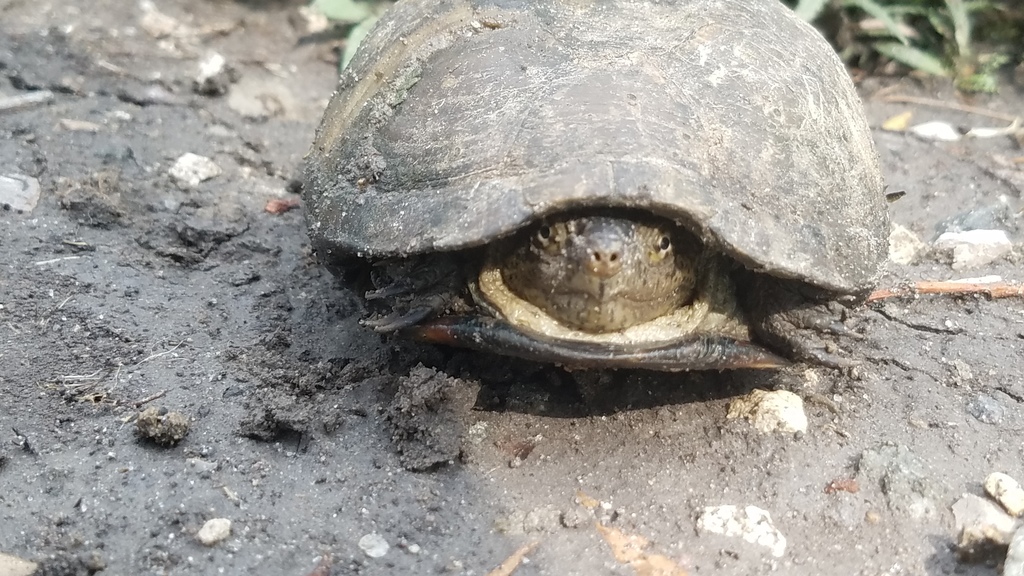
879,95,1020,123
0,90,55,114
486,541,539,576
867,280,1024,303
108,364,123,393
133,340,186,367
60,370,104,381
133,390,167,408
33,256,82,266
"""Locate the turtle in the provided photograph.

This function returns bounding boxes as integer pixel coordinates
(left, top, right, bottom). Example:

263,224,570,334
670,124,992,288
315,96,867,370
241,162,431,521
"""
302,0,889,371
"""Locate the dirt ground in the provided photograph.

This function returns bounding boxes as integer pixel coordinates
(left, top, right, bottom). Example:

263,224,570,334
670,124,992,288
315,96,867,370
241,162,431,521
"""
2,1,1024,575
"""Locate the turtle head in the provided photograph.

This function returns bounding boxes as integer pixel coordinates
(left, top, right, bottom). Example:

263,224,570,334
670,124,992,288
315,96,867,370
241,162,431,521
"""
498,212,700,332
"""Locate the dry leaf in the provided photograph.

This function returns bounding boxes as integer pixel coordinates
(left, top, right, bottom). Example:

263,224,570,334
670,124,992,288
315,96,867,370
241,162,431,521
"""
265,197,301,214
881,111,913,131
486,541,538,576
575,491,600,510
596,523,687,576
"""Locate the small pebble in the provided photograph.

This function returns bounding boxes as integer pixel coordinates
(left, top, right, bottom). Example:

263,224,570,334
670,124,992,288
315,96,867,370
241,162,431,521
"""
358,533,389,558
58,119,102,132
985,473,1024,517
196,518,231,546
168,153,222,187
967,394,1004,425
888,223,925,265
727,389,807,434
135,407,190,446
194,52,235,96
696,504,787,557
934,229,1012,270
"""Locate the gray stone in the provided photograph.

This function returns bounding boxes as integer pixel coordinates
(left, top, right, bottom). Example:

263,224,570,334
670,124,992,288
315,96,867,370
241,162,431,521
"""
934,229,1012,270
857,444,937,519
967,394,1004,425
0,174,41,213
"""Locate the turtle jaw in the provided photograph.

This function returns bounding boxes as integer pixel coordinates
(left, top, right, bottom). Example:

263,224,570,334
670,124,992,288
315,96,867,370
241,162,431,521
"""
403,316,788,371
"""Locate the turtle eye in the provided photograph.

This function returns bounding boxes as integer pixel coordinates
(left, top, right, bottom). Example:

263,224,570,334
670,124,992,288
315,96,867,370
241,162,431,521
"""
533,223,556,251
650,234,672,262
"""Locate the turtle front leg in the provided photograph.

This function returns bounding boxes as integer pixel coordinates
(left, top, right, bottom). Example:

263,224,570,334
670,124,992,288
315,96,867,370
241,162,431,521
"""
361,254,471,333
738,274,864,368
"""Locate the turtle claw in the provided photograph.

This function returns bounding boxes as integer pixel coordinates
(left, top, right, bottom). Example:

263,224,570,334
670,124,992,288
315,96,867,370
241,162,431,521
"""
361,307,434,332
741,275,863,368
364,285,410,301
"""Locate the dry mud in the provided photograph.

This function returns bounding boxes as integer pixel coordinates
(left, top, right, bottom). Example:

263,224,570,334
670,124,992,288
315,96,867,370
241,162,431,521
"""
2,1,1024,575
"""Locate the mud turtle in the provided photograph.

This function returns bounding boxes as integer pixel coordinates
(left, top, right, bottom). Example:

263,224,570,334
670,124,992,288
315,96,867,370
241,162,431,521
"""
303,0,888,371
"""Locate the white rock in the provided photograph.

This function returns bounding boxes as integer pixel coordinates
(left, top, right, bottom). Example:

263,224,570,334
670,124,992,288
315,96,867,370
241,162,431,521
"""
0,553,38,576
934,230,1012,269
169,153,222,187
726,389,807,434
910,121,961,142
358,533,389,558
986,473,1024,517
0,173,41,212
889,223,925,265
227,76,297,120
198,53,226,81
196,518,231,546
1005,525,1024,576
952,494,1018,544
138,0,190,38
697,505,787,557
952,275,1003,284
195,53,230,95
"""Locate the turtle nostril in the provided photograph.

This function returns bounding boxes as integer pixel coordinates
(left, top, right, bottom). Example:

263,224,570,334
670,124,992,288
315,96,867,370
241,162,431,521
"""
588,250,622,278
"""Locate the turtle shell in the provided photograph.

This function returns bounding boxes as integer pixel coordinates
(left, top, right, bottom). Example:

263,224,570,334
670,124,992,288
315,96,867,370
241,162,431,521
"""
303,0,888,294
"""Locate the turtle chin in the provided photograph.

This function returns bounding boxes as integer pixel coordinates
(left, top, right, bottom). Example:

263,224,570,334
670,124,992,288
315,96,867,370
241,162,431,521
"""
536,289,677,334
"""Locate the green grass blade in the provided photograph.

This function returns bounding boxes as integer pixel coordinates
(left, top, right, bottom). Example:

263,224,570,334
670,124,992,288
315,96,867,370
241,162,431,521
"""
945,0,973,55
842,0,910,44
793,0,831,21
341,15,380,70
311,0,377,23
874,41,952,76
